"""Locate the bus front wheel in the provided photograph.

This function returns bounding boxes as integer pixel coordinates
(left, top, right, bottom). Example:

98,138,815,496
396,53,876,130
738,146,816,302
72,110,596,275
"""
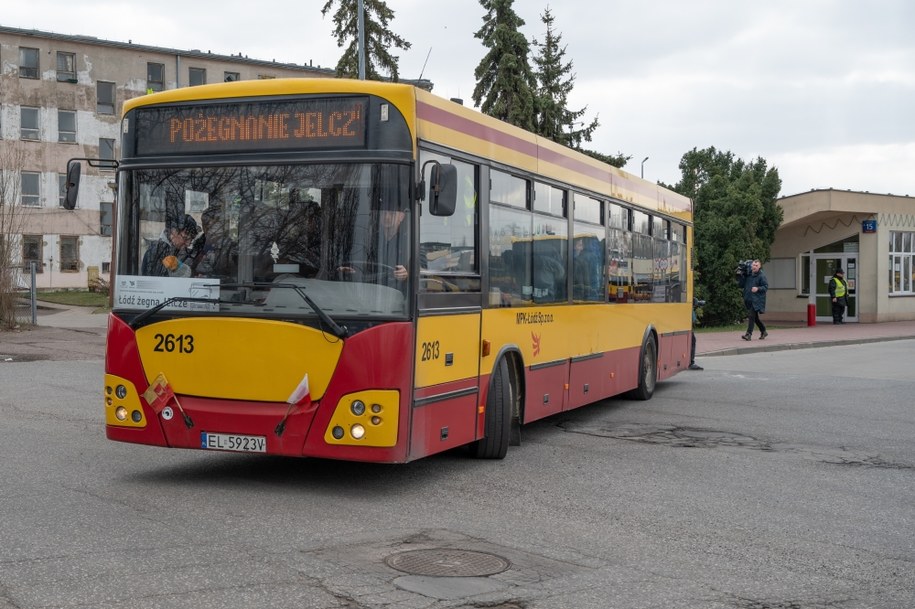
628,333,657,401
471,358,512,459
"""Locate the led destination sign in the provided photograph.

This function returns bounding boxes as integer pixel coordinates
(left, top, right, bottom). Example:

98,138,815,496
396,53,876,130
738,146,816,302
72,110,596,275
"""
134,97,368,155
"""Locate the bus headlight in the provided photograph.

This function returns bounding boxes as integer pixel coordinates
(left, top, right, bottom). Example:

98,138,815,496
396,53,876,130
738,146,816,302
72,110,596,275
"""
115,406,128,421
325,390,398,447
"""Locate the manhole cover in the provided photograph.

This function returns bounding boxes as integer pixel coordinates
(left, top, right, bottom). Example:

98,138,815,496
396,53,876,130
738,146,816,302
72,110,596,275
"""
384,548,511,577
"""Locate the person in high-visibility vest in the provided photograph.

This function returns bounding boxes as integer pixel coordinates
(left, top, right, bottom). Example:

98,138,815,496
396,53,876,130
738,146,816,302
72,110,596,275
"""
828,267,849,324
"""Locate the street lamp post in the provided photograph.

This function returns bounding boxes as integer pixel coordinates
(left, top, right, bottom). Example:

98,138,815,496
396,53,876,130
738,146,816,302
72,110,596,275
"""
641,156,649,179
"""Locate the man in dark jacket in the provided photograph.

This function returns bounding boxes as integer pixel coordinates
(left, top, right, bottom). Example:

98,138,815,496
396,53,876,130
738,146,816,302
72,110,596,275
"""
828,267,849,324
737,259,768,341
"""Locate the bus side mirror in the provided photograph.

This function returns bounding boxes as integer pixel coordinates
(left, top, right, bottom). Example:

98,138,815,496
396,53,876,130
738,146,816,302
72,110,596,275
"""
64,161,81,210
427,163,457,217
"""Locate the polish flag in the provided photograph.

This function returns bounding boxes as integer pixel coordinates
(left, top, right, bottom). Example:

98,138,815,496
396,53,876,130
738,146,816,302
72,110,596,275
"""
286,374,311,406
142,373,175,411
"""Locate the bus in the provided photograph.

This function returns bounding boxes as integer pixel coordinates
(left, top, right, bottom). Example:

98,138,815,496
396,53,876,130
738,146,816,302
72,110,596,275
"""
92,78,693,463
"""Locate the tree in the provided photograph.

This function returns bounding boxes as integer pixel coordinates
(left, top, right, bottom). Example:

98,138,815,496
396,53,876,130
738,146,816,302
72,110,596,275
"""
0,146,31,329
473,0,537,131
531,7,598,149
668,147,783,326
321,0,411,82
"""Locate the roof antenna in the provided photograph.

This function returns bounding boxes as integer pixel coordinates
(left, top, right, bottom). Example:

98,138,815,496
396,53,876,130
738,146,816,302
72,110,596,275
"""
418,47,432,80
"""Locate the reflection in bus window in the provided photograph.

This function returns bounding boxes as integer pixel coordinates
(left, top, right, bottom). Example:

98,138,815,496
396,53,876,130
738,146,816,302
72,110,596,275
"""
489,205,531,305
418,152,480,294
573,228,604,302
532,215,567,303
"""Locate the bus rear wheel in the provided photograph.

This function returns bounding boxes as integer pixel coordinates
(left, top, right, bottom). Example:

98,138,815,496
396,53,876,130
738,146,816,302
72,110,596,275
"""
471,358,512,459
628,333,657,401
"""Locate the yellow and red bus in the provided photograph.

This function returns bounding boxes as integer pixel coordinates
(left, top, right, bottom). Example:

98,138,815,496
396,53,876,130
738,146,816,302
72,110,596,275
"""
97,78,693,462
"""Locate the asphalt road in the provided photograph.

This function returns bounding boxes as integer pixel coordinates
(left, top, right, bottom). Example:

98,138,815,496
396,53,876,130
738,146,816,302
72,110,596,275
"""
0,340,913,609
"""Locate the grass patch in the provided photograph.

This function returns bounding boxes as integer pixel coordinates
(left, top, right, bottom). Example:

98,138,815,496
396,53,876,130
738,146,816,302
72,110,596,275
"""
37,290,110,308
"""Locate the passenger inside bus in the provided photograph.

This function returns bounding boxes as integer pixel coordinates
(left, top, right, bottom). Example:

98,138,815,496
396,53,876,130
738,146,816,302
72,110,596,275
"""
141,213,198,277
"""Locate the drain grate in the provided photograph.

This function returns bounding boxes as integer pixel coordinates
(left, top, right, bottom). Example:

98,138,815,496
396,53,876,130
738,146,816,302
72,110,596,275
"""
384,548,511,577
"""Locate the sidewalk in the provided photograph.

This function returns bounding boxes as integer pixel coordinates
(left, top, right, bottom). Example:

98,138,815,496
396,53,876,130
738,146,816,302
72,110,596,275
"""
696,319,915,357
0,302,107,362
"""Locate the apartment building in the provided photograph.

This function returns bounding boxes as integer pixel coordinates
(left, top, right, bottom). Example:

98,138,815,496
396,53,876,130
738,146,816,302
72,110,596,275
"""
0,25,336,289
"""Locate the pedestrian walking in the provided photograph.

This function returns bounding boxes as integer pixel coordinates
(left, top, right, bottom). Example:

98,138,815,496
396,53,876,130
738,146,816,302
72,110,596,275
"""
737,259,768,341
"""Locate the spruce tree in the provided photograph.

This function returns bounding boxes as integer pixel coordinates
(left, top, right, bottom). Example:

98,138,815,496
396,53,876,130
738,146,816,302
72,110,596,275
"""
473,0,537,131
532,7,598,149
321,0,411,81
669,147,783,326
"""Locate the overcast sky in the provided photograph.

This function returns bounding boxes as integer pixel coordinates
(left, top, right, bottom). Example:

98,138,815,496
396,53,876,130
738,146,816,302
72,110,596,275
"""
6,0,915,197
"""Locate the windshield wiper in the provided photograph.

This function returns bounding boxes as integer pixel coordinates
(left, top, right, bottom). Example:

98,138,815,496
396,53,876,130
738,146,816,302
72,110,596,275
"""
267,282,348,338
129,296,224,329
222,282,348,338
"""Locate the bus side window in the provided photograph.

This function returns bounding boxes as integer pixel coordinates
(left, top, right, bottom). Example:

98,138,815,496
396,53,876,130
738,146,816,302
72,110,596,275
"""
419,153,480,293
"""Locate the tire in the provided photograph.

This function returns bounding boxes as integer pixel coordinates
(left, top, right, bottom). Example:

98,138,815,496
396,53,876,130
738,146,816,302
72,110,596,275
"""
471,358,512,459
628,333,657,401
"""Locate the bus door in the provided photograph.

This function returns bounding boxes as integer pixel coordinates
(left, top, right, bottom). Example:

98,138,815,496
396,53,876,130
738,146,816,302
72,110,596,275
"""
411,154,482,460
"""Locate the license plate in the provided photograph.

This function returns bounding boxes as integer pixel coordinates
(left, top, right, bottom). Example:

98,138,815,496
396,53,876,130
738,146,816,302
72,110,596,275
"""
201,432,266,453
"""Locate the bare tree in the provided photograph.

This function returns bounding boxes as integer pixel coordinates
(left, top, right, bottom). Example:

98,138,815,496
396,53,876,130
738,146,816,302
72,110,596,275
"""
0,145,32,329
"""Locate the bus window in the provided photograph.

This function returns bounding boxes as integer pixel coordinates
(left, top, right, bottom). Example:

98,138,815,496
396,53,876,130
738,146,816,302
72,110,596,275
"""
532,215,567,303
607,227,632,302
489,205,532,306
573,224,605,302
418,152,480,294
533,181,565,216
491,169,528,209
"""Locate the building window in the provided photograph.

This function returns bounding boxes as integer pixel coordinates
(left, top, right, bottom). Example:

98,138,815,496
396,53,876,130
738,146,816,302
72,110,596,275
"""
100,202,113,236
97,81,116,114
56,51,77,82
22,235,43,273
224,71,240,82
21,172,40,207
21,107,40,140
257,74,276,79
58,110,77,143
60,236,80,272
59,174,67,207
189,67,206,86
147,62,165,92
19,47,39,79
99,138,116,166
889,231,915,295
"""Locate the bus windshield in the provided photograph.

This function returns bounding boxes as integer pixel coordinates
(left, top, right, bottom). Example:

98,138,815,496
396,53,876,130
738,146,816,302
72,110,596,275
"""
116,162,413,320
